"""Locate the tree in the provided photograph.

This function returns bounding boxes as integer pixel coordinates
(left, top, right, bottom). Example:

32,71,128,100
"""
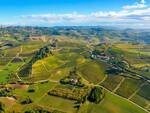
0,102,5,112
88,86,104,104
21,97,33,105
0,90,8,97
106,67,122,75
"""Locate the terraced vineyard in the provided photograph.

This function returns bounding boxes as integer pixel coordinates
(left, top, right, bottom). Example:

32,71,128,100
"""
0,34,150,113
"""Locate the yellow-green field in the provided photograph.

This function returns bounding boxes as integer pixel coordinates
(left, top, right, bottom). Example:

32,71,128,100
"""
0,38,149,113
79,89,147,113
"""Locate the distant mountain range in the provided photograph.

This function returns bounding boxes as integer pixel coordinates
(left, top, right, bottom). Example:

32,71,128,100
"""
0,26,150,44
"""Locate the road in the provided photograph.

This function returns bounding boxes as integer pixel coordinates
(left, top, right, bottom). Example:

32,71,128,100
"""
113,77,125,93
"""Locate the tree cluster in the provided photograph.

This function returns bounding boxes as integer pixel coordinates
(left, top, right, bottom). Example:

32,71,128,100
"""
88,86,105,104
20,97,33,105
48,85,90,103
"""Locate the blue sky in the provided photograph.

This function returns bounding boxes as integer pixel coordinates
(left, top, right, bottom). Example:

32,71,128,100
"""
0,0,150,28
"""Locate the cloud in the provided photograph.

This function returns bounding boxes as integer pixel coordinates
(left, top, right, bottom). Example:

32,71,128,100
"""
141,0,146,4
123,0,147,10
123,3,146,10
20,12,87,24
21,9,150,23
17,0,150,28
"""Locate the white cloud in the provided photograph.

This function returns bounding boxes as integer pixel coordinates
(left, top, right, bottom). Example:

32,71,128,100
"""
123,0,147,10
123,3,146,10
16,0,150,28
141,0,146,4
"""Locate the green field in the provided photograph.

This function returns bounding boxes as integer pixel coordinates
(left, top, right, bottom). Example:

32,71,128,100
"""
79,61,107,84
79,89,147,113
0,37,149,113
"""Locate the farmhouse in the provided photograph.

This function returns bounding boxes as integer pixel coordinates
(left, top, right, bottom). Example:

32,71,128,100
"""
91,52,111,61
96,55,110,60
71,78,79,84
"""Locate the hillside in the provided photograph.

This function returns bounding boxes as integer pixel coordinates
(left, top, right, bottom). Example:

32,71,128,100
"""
0,28,150,113
1,26,150,44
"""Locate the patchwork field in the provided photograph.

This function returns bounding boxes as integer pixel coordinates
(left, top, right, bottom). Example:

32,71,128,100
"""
0,37,149,113
79,89,147,113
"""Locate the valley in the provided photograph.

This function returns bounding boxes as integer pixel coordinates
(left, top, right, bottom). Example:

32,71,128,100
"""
0,27,150,113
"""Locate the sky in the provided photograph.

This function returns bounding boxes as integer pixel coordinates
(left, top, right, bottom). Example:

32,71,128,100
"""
0,0,150,28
